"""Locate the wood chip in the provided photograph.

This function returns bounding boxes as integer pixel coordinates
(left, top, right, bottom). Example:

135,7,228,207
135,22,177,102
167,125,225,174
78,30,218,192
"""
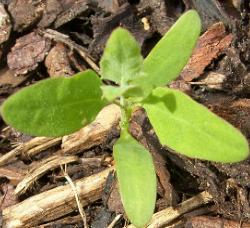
15,155,78,196
62,104,121,154
0,68,26,87
7,32,51,75
0,167,25,185
41,29,100,72
53,0,90,28
95,0,123,13
185,216,250,228
0,183,18,210
181,22,233,82
0,68,27,95
0,3,11,44
2,167,114,228
8,0,44,32
45,43,75,77
25,137,62,158
0,137,61,167
107,181,124,214
37,215,83,227
37,0,63,28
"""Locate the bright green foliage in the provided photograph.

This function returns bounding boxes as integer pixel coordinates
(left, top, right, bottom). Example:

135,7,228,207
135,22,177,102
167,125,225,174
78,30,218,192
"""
1,70,106,136
133,10,201,93
114,129,156,228
143,87,249,162
101,85,141,102
100,28,143,85
144,10,200,86
1,9,249,228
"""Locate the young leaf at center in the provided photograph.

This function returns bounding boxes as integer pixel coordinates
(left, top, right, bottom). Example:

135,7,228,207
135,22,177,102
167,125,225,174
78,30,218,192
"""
1,70,106,137
143,87,249,163
100,28,143,85
114,129,156,228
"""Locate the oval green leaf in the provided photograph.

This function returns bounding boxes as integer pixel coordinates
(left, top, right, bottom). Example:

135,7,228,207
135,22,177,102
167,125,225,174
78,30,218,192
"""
1,70,106,137
142,10,201,88
143,87,249,163
100,28,143,85
114,129,156,227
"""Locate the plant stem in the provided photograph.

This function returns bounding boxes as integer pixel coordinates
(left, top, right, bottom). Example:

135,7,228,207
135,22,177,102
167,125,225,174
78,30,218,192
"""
120,96,129,132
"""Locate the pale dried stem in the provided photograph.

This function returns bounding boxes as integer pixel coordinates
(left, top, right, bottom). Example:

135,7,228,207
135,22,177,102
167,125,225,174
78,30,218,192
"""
15,155,78,196
0,137,61,166
61,165,88,228
107,214,123,228
127,191,213,228
26,137,62,157
3,167,114,228
62,104,121,154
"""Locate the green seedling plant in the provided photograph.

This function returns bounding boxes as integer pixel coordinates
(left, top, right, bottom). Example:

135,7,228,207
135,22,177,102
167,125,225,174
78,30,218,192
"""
1,10,249,227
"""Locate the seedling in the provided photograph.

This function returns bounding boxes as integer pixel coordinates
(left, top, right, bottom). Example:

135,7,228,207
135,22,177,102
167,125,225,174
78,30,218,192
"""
1,10,249,227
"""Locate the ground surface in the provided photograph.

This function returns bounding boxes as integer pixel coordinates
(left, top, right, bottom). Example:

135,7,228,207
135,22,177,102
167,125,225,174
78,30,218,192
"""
0,0,250,227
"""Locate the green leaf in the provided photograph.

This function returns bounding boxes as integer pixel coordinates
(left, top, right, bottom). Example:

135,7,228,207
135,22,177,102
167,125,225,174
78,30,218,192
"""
143,87,249,163
101,85,140,102
100,28,143,85
138,10,201,89
1,70,107,137
114,129,156,227
101,85,126,102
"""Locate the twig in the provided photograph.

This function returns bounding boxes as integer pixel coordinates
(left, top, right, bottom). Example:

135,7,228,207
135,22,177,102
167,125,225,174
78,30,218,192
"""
107,214,123,228
15,155,78,196
0,137,59,166
26,137,62,157
2,167,114,228
40,29,100,73
61,164,88,228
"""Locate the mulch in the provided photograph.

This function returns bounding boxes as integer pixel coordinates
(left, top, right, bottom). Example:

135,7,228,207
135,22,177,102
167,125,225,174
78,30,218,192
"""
0,0,249,227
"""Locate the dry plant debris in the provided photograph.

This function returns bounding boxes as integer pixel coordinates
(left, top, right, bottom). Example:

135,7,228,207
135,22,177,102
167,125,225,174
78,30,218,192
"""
185,215,250,228
0,137,61,166
2,167,114,228
45,43,75,77
8,0,44,32
62,104,121,154
0,167,24,185
127,191,213,228
37,0,63,28
0,3,11,45
61,165,88,228
15,155,78,195
0,68,27,95
0,183,18,210
53,0,90,28
0,0,249,227
7,32,51,75
181,22,233,82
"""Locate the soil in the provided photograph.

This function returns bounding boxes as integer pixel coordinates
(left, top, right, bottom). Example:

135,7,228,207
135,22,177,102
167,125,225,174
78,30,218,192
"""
0,0,249,227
